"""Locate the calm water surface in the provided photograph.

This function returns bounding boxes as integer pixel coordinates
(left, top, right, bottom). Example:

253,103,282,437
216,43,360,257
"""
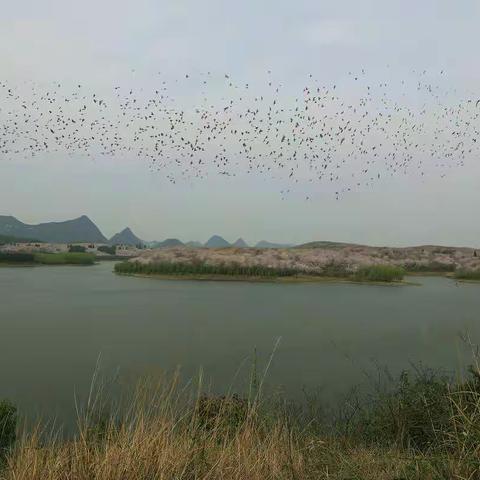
1,262,479,424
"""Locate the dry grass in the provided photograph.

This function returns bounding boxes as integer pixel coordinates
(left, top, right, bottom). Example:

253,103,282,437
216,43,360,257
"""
0,400,477,479
4,361,480,479
2,412,410,480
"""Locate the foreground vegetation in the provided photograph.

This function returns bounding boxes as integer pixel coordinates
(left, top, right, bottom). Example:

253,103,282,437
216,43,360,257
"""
115,261,406,283
3,362,480,479
0,252,95,265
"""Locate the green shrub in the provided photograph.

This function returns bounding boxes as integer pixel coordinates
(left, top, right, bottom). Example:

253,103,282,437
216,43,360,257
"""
0,400,17,458
357,369,451,450
196,395,248,433
354,264,405,282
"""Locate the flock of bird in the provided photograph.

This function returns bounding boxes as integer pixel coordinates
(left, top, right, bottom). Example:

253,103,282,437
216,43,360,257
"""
1,70,479,199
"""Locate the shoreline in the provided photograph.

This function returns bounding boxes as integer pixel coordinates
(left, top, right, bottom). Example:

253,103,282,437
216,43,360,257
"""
115,271,416,286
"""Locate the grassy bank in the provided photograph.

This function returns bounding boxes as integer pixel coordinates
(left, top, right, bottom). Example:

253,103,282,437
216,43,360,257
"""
2,364,480,479
115,260,299,278
115,261,406,283
455,269,480,281
404,261,456,274
0,252,95,266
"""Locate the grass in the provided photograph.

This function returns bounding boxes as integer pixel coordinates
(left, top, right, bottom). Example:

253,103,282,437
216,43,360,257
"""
455,269,480,281
115,260,300,278
115,261,406,283
0,252,95,265
0,400,16,461
3,362,480,479
33,252,95,265
354,265,406,282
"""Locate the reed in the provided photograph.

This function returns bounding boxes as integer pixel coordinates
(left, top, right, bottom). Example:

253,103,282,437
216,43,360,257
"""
455,269,480,281
354,264,405,282
114,260,299,278
33,253,95,265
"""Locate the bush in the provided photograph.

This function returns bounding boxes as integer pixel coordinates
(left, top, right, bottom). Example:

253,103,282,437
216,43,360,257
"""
354,264,405,282
357,369,451,450
0,400,17,458
197,395,249,433
320,260,350,278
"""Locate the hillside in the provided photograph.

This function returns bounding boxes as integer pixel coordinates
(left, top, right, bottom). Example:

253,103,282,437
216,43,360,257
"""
109,227,144,246
295,240,359,249
185,241,203,248
150,238,185,248
0,215,107,243
255,240,294,249
233,238,249,248
205,235,231,248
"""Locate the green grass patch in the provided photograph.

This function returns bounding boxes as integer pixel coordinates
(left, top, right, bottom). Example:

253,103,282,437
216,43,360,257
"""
115,260,298,277
455,269,480,281
116,260,406,283
354,264,405,282
0,400,16,461
33,253,95,265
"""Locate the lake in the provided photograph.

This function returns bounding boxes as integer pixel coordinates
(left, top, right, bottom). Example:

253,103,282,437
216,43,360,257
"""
1,261,479,426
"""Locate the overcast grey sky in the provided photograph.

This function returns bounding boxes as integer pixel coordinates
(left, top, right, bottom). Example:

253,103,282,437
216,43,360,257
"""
1,0,480,246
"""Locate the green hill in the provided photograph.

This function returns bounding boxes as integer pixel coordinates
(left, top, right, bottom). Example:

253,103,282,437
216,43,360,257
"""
0,215,108,243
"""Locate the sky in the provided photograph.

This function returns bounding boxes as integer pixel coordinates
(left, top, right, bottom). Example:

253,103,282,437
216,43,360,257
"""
1,0,480,246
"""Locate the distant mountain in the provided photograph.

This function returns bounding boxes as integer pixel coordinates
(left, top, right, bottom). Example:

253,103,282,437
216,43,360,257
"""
0,215,107,243
233,238,249,248
109,227,144,246
255,240,294,249
150,238,184,248
205,235,231,248
185,241,203,248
